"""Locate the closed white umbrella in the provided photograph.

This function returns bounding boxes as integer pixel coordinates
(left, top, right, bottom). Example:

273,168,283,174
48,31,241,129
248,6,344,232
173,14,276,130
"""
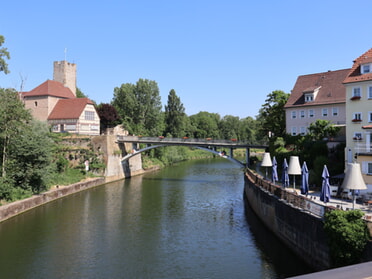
341,163,367,209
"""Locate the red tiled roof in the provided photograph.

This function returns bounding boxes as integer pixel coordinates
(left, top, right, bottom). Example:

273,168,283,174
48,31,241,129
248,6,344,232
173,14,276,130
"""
343,48,372,84
48,98,95,120
22,80,75,99
284,69,350,108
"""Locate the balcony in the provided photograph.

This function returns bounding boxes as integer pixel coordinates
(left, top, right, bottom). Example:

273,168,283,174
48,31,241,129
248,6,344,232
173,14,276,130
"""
355,143,372,154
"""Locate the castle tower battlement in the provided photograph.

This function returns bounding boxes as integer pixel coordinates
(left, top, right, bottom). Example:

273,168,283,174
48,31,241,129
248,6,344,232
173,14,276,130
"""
53,60,76,96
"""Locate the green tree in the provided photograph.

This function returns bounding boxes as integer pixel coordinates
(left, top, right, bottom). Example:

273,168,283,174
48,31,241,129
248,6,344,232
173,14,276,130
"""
76,87,88,98
8,120,54,195
0,88,54,200
112,79,163,135
164,89,187,137
0,35,10,74
0,88,32,177
257,90,289,139
324,210,370,267
307,119,340,141
112,83,137,133
219,115,240,139
239,116,258,143
189,112,221,139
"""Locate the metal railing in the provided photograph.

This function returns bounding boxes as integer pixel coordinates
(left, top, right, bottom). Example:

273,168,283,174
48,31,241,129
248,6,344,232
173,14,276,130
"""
245,168,329,218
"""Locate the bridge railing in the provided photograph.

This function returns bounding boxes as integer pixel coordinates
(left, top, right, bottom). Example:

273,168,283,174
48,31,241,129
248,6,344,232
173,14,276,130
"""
117,135,265,147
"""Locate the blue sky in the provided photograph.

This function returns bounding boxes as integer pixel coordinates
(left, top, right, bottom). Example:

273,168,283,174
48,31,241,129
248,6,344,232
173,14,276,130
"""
1,0,371,118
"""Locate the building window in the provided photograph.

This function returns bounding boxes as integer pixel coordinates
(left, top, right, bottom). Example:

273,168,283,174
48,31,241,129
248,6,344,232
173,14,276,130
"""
362,64,371,74
322,108,328,117
300,110,305,118
332,107,338,116
354,132,362,140
85,111,95,120
369,112,372,122
65,124,76,131
308,109,314,118
368,86,372,99
352,112,362,122
362,161,372,175
91,125,99,131
291,111,296,119
353,87,361,98
300,127,306,135
291,127,297,136
52,125,59,132
34,101,38,107
305,94,314,102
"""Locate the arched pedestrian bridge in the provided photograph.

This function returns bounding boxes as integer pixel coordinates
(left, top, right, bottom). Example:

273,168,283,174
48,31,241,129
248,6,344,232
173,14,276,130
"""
117,135,268,167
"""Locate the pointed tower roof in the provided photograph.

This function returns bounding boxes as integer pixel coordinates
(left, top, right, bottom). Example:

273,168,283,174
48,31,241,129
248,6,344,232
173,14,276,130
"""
22,80,75,99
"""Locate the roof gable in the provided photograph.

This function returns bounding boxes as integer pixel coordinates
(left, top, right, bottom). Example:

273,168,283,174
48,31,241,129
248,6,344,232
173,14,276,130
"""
22,80,75,99
48,98,96,120
284,69,350,108
343,48,372,84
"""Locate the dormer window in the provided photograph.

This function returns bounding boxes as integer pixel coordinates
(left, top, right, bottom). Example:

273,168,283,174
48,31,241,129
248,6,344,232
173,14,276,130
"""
361,63,371,74
304,94,314,102
303,86,321,103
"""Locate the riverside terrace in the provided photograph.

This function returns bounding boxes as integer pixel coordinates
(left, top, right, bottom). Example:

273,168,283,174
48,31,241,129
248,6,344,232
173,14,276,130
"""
245,168,372,230
116,135,268,167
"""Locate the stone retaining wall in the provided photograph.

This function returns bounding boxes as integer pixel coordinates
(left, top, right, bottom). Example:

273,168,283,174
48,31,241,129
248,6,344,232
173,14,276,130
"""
0,177,105,223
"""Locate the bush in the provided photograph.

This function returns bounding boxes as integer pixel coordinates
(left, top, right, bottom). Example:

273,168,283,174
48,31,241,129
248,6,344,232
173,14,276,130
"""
324,210,370,267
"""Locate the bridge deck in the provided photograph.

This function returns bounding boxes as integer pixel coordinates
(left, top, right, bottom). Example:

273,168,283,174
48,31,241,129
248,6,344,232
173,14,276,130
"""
117,136,267,149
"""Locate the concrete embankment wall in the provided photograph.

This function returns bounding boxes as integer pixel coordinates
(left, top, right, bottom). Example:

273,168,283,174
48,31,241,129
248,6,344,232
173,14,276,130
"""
0,177,105,223
244,171,331,270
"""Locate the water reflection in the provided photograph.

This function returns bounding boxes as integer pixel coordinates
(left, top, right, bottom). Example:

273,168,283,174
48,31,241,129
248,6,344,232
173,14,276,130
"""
0,158,312,278
244,195,314,277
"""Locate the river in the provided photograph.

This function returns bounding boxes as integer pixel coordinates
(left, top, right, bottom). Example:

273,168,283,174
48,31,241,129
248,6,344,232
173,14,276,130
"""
0,158,313,278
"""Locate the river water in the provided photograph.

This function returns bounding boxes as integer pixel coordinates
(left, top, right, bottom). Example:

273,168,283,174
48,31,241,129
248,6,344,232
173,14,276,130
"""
0,158,313,279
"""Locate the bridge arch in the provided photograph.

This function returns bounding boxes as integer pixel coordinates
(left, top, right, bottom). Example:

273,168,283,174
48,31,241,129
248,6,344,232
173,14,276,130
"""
121,144,246,167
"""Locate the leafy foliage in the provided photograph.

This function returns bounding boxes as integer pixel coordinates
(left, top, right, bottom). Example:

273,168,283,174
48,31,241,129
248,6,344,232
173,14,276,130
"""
308,119,340,141
112,79,163,135
0,35,10,74
164,89,187,137
324,210,370,267
0,88,55,200
257,90,289,139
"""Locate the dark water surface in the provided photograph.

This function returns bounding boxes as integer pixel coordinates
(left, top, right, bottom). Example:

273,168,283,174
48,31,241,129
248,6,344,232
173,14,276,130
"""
0,158,313,278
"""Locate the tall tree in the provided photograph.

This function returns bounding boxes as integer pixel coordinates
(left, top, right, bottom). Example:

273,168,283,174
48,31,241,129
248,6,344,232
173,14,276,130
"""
189,112,221,139
0,88,32,177
164,89,186,137
112,79,163,135
219,115,240,139
0,35,10,74
257,90,289,139
239,116,258,143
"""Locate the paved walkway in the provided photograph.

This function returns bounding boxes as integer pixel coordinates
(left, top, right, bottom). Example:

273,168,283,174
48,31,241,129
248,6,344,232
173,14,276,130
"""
287,187,372,220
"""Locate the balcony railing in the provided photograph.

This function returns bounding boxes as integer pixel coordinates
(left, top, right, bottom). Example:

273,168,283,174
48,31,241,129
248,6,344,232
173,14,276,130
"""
355,143,372,154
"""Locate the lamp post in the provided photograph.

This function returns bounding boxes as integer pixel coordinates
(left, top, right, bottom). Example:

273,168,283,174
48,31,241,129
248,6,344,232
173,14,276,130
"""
288,156,301,190
261,152,272,180
341,163,367,209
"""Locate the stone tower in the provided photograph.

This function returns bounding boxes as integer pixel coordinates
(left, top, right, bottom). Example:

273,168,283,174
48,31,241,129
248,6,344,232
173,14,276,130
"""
53,60,77,96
